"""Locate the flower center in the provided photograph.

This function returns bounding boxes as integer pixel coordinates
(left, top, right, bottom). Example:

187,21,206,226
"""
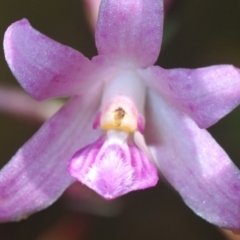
100,96,139,133
96,70,152,159
113,107,125,122
67,70,158,199
96,70,146,133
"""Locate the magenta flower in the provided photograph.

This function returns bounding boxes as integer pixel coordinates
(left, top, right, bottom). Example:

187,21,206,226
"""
1,0,240,230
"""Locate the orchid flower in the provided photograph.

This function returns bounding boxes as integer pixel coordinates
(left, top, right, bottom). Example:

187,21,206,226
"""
1,0,240,230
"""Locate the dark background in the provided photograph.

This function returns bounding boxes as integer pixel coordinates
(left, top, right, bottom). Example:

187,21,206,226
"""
0,0,240,239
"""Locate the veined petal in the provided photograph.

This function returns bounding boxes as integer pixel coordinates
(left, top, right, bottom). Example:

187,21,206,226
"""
4,19,95,101
146,90,240,229
96,0,163,68
0,88,102,222
140,65,240,128
68,131,158,199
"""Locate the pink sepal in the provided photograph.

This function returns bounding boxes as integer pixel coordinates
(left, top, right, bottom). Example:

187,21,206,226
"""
68,136,158,199
96,0,163,67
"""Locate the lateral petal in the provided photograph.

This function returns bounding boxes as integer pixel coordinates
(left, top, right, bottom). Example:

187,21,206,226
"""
140,65,240,128
4,19,95,101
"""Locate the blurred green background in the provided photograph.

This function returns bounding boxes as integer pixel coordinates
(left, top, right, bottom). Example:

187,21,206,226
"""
0,0,240,239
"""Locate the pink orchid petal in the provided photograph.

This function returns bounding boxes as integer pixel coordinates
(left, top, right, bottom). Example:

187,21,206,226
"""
68,135,158,199
95,0,163,67
3,19,94,101
140,65,240,128
146,90,240,229
0,89,102,222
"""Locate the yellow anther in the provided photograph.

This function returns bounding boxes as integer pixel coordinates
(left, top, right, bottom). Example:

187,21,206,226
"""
113,107,125,126
100,97,138,133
